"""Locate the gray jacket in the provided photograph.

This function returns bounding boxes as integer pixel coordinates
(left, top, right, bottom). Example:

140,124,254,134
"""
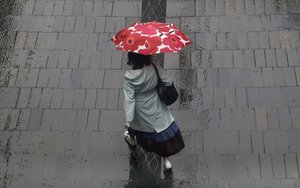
123,62,174,133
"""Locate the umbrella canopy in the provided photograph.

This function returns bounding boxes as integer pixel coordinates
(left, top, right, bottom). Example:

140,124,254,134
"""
110,21,192,55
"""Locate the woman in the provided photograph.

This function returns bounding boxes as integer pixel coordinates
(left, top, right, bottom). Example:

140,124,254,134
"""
123,52,185,170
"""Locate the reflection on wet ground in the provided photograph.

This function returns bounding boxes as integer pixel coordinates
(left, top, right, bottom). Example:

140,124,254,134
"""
124,147,167,188
124,146,206,188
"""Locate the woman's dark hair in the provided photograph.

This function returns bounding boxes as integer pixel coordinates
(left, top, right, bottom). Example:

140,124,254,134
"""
127,52,152,70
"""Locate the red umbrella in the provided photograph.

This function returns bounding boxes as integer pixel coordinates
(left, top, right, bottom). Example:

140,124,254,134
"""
110,21,192,55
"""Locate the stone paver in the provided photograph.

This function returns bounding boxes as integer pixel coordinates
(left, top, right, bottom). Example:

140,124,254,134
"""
1,0,300,187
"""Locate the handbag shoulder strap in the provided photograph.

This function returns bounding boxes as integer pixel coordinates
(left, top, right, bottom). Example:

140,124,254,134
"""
151,62,162,82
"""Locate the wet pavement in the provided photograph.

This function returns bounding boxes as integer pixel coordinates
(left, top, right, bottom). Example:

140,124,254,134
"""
1,0,300,187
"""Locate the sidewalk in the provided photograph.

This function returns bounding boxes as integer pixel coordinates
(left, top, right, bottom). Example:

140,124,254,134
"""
1,0,300,187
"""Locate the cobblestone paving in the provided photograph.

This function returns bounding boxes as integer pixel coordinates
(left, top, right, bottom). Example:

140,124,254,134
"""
0,0,300,187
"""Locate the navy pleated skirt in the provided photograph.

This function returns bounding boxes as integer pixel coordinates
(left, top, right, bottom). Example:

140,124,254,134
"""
129,121,185,157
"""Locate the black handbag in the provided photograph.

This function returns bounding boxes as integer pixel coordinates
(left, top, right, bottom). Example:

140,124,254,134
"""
151,63,179,106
